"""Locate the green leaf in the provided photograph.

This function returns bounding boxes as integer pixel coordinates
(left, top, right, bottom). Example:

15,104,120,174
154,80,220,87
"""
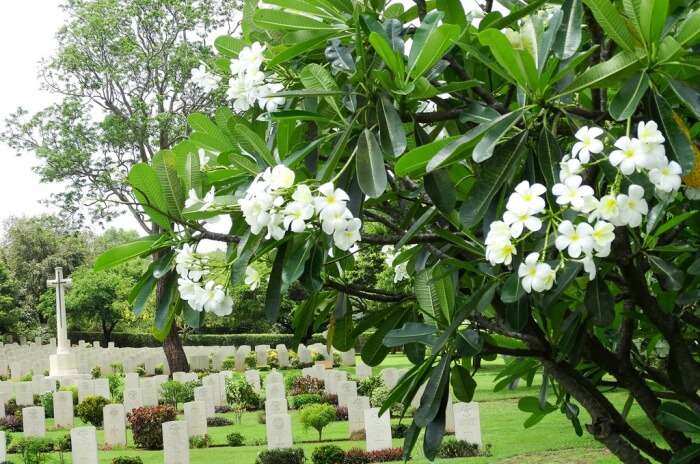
214,36,245,57
582,0,637,50
543,262,582,308
639,0,668,45
451,364,477,402
128,268,157,316
472,110,523,163
647,255,684,291
396,207,437,249
674,9,700,47
265,243,287,321
299,63,343,117
557,310,585,362
506,297,529,331
184,151,203,197
95,237,160,271
537,128,562,189
128,164,172,232
501,273,525,304
253,9,340,31
408,24,461,79
232,124,275,167
282,238,313,286
487,0,547,29
554,0,583,59
671,445,700,464
585,276,614,326
609,72,649,121
652,91,695,173
667,80,700,120
424,170,456,214
154,272,177,331
408,10,443,66
361,307,407,366
415,265,455,326
188,113,233,153
355,129,387,198
384,322,438,347
153,150,185,221
657,402,700,433
269,32,336,67
414,354,451,427
377,95,407,157
562,51,641,96
395,135,460,177
478,29,538,90
460,133,528,227
369,32,403,77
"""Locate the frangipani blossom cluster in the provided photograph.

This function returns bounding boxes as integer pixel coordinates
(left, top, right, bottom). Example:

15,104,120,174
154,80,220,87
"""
485,121,684,294
238,164,362,251
226,42,285,112
176,245,234,316
381,245,411,283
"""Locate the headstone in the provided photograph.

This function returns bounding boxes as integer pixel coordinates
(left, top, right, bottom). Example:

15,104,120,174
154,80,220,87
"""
381,368,399,389
124,373,139,390
123,388,142,413
266,413,293,449
234,347,248,372
53,391,74,428
194,386,215,418
337,380,357,408
297,345,312,365
108,342,115,349
103,404,127,447
454,402,482,446
94,378,111,400
364,408,392,451
265,382,285,400
348,396,370,440
255,346,268,366
266,369,283,386
15,381,34,406
341,349,356,366
77,379,95,403
276,344,290,368
264,398,288,416
140,378,158,407
244,370,261,392
202,374,222,407
445,394,455,434
190,355,208,371
0,430,5,462
184,401,208,438
162,421,190,464
71,426,98,464
22,406,46,437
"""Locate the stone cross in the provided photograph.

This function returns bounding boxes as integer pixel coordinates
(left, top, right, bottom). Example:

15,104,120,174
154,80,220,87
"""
47,267,72,354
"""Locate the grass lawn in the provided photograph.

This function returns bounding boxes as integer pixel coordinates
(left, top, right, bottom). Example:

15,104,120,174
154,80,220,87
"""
4,354,659,463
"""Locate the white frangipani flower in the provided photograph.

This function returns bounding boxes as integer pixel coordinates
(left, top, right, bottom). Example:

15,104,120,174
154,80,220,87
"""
506,181,546,214
552,175,594,210
264,164,295,190
559,156,583,181
486,240,517,266
198,280,234,316
190,64,221,92
572,126,604,163
518,252,556,293
649,160,682,193
333,217,362,250
616,185,648,228
485,221,513,246
283,200,314,232
314,182,350,215
591,221,615,256
593,195,620,222
503,205,542,238
609,136,647,175
581,254,597,280
555,220,594,258
637,121,665,145
244,266,261,291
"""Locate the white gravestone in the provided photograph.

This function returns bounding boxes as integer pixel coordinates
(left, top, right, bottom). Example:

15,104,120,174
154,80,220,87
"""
194,386,215,418
266,413,293,449
348,396,370,440
202,375,222,407
124,373,139,390
94,378,111,400
103,404,127,447
265,382,285,400
266,369,284,386
276,345,290,367
381,368,400,389
162,421,190,464
15,382,34,406
265,398,288,416
244,370,261,392
190,355,208,371
341,349,356,366
337,380,357,408
123,388,142,413
22,406,46,437
454,402,482,446
297,345,312,365
140,378,158,407
0,430,5,462
71,426,98,464
184,401,208,438
77,379,95,403
53,391,74,428
255,346,268,366
364,408,392,451
445,394,455,434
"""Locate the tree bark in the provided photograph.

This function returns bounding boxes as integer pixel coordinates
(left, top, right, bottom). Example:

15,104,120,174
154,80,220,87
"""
163,321,189,372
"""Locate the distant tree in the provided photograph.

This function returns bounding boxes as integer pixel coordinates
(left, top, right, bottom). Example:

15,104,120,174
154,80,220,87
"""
0,260,20,335
1,0,241,371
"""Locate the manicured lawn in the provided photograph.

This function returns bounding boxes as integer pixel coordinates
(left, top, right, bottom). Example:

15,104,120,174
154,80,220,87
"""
5,354,659,463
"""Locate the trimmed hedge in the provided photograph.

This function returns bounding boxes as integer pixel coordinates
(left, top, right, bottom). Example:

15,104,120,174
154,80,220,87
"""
67,332,328,348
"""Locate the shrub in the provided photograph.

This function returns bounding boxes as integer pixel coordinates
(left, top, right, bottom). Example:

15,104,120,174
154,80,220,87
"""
299,403,336,441
288,375,324,396
0,415,22,432
54,433,71,452
91,366,102,378
207,416,233,427
4,398,20,416
154,364,164,375
225,378,260,410
288,350,300,368
215,405,232,414
127,405,177,450
255,448,305,464
135,365,146,377
312,445,345,464
108,373,125,403
437,439,481,458
391,423,408,438
311,351,324,362
222,356,236,370
364,448,405,462
288,393,322,409
112,457,144,464
59,385,79,405
189,434,212,448
267,349,279,368
257,411,266,424
68,331,327,348
160,380,197,407
226,431,245,447
342,448,370,464
7,436,54,453
335,405,348,421
332,352,342,366
321,393,338,405
284,372,302,391
76,396,110,426
111,363,125,375
369,387,402,417
40,392,54,418
357,376,384,397
245,351,257,369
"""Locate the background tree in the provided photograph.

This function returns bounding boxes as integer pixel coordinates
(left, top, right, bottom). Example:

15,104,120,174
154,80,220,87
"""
0,260,20,335
2,0,241,371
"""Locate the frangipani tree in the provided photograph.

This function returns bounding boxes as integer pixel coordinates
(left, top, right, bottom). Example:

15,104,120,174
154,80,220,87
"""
96,0,700,462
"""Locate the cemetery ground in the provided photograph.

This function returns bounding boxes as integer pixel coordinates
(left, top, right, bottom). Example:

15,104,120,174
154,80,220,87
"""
3,354,657,464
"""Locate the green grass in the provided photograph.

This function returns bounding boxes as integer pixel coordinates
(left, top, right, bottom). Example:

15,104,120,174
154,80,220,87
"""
3,354,656,463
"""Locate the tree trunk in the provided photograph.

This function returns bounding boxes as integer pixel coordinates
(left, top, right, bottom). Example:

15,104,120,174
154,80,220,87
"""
163,320,190,372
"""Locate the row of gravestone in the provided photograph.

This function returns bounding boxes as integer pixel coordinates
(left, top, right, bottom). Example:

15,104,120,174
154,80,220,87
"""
0,340,356,379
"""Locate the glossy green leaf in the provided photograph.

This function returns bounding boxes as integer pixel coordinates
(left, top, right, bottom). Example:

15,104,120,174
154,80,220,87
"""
536,127,562,189
478,29,538,90
554,0,583,59
368,32,403,77
424,170,456,213
153,150,185,220
414,354,451,426
355,129,387,198
652,91,695,173
282,238,312,285
657,402,700,433
377,95,407,156
253,9,340,31
232,124,275,167
562,51,641,96
582,0,637,50
585,276,614,326
667,80,700,119
396,135,460,177
472,110,523,163
451,364,477,402
639,0,668,45
95,237,160,271
647,255,684,291
268,32,336,67
128,163,172,232
543,262,582,308
674,9,700,47
299,63,343,117
384,322,438,347
214,36,245,57
609,72,649,121
408,24,460,79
